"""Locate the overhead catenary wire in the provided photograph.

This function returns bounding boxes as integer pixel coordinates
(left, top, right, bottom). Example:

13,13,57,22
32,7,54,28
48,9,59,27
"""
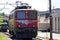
0,5,9,11
0,2,16,7
0,2,16,11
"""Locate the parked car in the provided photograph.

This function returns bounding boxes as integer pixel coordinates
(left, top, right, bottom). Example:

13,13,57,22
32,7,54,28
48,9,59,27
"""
0,22,8,32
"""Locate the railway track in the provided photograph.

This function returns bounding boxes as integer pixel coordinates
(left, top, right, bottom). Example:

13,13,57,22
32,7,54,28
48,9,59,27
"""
36,36,49,40
1,31,59,40
2,32,42,40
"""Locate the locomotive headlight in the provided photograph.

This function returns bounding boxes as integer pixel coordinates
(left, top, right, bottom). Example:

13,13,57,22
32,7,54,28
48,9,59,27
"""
33,25,35,27
18,25,20,27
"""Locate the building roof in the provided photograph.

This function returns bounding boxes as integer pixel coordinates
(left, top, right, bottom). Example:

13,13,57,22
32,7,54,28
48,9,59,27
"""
38,8,60,15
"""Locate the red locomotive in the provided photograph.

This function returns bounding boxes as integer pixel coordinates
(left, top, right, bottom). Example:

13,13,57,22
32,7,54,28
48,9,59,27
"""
9,2,38,40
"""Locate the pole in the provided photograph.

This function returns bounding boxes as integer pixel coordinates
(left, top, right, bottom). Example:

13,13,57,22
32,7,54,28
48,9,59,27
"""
49,0,53,40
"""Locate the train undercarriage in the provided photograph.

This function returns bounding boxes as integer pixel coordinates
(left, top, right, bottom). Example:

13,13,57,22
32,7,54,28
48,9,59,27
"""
9,27,37,40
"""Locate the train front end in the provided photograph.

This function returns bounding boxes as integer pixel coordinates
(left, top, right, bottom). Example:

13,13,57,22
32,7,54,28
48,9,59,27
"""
14,9,38,39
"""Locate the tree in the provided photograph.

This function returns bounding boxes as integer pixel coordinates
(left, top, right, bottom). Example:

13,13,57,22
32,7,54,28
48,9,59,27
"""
0,12,5,24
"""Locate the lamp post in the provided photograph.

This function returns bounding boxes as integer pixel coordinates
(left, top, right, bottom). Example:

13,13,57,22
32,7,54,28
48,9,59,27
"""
49,0,53,40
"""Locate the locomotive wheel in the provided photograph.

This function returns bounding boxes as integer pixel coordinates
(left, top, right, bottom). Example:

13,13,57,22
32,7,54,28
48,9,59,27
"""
23,38,32,40
12,38,22,40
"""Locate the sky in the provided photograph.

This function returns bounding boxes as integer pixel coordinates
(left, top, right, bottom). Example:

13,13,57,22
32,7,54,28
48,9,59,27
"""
0,0,60,14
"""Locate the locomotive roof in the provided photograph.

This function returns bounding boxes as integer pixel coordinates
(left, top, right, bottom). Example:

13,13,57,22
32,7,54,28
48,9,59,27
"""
10,9,37,13
15,9,36,11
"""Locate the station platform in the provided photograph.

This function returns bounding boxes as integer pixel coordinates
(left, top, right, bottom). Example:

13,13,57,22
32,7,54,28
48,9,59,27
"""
38,31,60,40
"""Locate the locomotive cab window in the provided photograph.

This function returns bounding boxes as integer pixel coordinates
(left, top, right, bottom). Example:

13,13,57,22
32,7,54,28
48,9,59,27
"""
17,12,25,18
28,11,37,18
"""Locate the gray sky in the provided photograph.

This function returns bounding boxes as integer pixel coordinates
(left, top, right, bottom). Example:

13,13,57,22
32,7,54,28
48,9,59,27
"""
0,0,60,14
